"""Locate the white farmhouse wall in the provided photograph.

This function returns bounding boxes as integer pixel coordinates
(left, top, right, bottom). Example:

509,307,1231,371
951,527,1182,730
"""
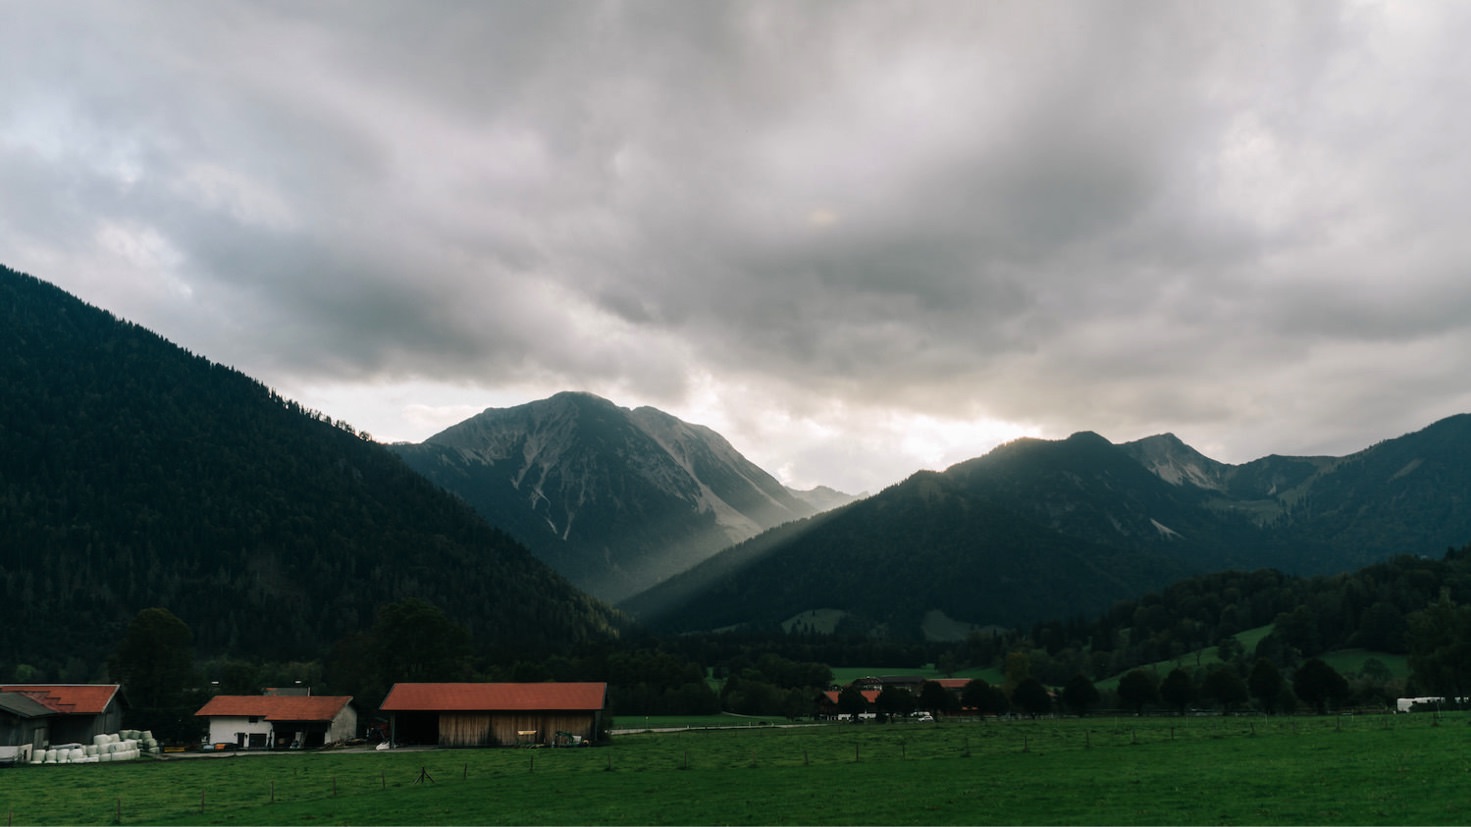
205,715,273,746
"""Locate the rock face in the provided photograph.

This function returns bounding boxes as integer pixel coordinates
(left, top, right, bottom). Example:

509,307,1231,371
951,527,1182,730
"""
390,392,840,603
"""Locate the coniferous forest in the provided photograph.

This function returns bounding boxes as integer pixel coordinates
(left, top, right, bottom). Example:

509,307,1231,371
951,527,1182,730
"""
0,265,620,680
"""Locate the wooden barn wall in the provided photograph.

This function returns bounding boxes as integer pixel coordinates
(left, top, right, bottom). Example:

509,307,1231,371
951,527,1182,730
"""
438,712,598,747
438,714,493,746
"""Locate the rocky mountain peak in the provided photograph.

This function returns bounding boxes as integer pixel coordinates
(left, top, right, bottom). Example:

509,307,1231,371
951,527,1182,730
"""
1120,433,1231,490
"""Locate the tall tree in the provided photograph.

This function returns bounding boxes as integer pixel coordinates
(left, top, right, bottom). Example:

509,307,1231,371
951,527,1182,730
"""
369,598,473,687
108,608,200,741
918,680,956,715
1013,677,1052,718
837,685,869,721
1293,657,1350,714
961,678,993,713
1248,658,1285,714
109,608,195,709
1116,669,1159,715
1061,673,1100,716
875,685,916,720
1159,668,1195,716
1201,667,1249,714
1406,590,1471,698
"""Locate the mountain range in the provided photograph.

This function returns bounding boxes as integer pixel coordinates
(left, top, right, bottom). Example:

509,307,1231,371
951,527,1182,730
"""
8,261,1471,674
624,416,1471,638
389,393,857,603
0,265,620,676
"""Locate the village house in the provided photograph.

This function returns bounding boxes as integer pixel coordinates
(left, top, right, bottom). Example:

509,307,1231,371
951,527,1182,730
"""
379,682,607,747
194,693,357,750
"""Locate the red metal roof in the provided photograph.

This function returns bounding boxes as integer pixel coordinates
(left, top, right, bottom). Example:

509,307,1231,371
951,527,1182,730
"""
819,689,881,705
194,695,354,721
0,685,120,715
380,682,607,712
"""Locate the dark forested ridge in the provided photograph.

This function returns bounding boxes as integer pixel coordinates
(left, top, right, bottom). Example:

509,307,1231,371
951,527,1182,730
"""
0,266,620,677
632,417,1471,637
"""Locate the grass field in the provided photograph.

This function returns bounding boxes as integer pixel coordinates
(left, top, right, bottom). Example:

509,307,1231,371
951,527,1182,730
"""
827,665,1005,685
2,712,1467,825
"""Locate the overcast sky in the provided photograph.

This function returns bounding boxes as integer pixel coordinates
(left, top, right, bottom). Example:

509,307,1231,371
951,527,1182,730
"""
6,1,1471,493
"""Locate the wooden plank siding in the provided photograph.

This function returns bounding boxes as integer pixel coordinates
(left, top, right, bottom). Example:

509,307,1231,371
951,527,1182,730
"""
439,712,598,747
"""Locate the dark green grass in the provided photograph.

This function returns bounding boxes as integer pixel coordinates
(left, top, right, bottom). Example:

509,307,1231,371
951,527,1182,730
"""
1,714,1466,825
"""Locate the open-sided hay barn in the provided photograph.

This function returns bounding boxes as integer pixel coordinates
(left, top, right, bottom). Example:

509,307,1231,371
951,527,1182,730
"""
379,682,607,747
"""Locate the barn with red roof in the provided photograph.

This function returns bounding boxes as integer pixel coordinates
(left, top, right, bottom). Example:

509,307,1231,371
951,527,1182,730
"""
379,682,607,747
194,694,357,750
0,684,126,749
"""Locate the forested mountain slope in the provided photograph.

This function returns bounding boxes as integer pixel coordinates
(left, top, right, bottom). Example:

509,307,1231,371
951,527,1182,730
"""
632,418,1471,638
0,266,620,676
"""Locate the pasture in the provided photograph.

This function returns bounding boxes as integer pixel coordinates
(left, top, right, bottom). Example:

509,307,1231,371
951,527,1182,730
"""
1,712,1466,825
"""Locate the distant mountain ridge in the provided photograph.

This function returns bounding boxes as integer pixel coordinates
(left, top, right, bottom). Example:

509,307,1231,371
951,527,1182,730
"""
627,416,1471,637
390,393,858,602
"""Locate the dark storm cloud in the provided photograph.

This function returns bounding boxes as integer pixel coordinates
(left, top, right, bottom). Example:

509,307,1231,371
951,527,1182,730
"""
5,1,1471,490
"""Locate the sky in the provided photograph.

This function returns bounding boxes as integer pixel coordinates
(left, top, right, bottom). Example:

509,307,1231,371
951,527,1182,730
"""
6,1,1471,494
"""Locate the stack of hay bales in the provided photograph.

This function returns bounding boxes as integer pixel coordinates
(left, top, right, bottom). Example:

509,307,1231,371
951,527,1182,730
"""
91,733,142,762
27,732,152,767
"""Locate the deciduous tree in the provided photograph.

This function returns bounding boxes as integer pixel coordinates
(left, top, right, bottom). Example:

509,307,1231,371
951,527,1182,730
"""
1116,669,1158,715
1159,668,1195,716
1061,673,1100,716
1248,658,1285,714
1293,657,1350,714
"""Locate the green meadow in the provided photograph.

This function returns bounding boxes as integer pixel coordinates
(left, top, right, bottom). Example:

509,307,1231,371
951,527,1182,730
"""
2,713,1466,825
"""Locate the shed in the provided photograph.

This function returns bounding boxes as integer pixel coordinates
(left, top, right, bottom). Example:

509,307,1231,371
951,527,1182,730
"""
194,695,358,749
0,691,55,756
0,685,126,746
379,682,607,747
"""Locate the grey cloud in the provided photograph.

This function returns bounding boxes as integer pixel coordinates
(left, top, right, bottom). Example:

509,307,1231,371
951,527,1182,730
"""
6,1,1471,490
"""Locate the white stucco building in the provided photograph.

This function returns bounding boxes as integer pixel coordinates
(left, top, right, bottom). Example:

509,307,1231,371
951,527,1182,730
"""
194,694,357,749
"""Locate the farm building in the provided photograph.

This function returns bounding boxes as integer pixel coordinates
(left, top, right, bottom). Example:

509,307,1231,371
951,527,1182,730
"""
379,682,607,747
0,684,127,750
814,688,879,719
194,694,358,750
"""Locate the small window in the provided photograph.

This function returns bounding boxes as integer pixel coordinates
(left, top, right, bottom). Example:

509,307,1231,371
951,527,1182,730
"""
248,716,260,723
